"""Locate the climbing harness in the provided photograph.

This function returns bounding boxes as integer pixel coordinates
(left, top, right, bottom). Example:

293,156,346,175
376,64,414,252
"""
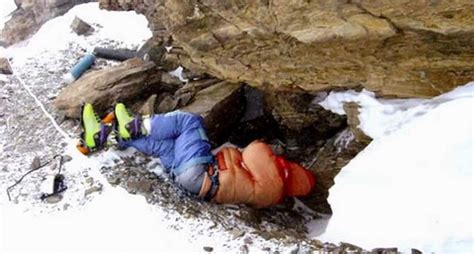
6,155,67,202
203,153,224,201
204,162,220,201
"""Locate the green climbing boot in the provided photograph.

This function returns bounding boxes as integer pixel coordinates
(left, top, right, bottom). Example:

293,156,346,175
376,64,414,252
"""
77,103,112,155
115,103,141,140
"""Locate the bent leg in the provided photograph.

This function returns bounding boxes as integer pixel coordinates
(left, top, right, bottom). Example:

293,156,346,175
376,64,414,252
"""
148,111,208,141
173,163,208,196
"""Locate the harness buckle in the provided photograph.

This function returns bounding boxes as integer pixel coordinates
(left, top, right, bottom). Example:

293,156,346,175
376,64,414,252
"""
204,162,220,201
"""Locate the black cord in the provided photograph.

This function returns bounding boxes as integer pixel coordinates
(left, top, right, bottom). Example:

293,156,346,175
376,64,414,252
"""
6,154,63,202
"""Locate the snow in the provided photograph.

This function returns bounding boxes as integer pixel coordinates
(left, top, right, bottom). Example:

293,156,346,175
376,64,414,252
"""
318,89,428,139
0,0,16,30
13,69,72,140
0,3,289,254
2,180,227,254
314,83,474,253
0,2,206,254
0,0,16,56
169,65,189,82
4,2,151,64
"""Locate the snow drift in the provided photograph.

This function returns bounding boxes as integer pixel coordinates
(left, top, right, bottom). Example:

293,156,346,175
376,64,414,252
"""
317,83,474,253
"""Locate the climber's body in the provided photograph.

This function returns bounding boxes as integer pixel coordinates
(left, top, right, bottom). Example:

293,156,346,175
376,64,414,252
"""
78,103,315,208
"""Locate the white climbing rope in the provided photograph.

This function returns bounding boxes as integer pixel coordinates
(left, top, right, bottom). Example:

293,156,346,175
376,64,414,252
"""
7,59,72,141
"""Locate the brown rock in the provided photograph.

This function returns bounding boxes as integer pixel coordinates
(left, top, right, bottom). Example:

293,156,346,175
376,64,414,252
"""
100,0,474,98
264,90,347,159
161,52,180,71
175,78,221,96
138,94,157,115
181,81,245,145
126,179,154,194
138,40,180,71
340,242,364,253
84,185,103,196
300,129,369,213
372,248,399,254
54,58,162,118
156,94,178,113
70,16,94,36
30,156,41,169
161,72,182,88
182,67,208,81
0,58,13,75
343,102,373,144
44,195,63,204
176,92,193,108
203,246,213,252
137,36,167,63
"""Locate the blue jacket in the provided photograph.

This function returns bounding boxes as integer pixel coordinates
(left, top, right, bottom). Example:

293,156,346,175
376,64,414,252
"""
118,111,213,176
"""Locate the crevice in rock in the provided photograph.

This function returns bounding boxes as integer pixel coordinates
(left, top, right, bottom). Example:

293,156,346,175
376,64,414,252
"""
196,0,244,32
351,2,402,34
269,0,279,33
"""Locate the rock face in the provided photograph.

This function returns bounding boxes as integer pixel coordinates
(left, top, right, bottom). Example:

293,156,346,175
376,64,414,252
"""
302,103,373,213
0,58,13,74
302,128,369,214
264,90,347,160
343,102,373,144
1,0,94,45
100,0,474,98
181,81,245,145
54,58,163,118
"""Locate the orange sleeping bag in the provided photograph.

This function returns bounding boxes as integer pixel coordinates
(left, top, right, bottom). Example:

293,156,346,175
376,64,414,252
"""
212,141,315,208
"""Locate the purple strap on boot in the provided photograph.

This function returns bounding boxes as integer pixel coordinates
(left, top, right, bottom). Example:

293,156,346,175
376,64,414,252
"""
97,123,111,148
128,116,142,139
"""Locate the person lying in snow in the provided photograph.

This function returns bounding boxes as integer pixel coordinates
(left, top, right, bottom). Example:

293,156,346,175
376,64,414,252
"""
77,103,315,208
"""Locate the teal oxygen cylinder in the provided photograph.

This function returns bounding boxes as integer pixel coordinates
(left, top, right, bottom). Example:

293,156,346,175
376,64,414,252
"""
63,53,96,84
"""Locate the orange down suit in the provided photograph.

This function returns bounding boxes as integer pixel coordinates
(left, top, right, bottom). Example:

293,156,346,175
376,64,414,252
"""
212,141,316,208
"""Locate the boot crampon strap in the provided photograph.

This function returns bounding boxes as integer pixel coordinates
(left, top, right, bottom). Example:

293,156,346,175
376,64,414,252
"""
76,103,115,155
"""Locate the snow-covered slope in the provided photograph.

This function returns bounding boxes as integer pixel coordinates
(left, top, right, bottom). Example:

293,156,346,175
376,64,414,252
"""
0,3,301,254
317,84,474,253
4,3,151,61
2,181,218,254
